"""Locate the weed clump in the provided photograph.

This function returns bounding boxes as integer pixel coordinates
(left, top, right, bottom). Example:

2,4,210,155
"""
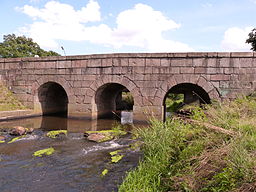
119,95,256,192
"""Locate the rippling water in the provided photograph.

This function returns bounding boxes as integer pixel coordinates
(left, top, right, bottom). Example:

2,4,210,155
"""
0,116,145,192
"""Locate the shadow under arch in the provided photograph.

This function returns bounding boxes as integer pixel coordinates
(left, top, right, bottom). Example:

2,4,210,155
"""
95,83,134,119
38,82,69,130
163,83,211,120
38,82,69,116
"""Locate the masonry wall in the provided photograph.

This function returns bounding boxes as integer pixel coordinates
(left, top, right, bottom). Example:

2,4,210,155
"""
0,52,255,121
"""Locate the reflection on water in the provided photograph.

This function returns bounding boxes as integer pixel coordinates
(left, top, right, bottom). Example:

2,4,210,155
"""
0,113,147,192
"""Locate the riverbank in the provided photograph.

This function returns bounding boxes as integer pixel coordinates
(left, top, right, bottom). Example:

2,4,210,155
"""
0,82,26,111
119,96,256,192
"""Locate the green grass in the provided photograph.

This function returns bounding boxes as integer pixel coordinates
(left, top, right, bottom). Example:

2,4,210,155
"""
119,95,256,192
0,82,26,111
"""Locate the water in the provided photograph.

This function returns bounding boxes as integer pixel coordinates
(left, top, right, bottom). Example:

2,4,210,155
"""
0,116,145,192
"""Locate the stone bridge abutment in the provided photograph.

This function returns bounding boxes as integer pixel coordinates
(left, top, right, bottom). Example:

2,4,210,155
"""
1,52,256,121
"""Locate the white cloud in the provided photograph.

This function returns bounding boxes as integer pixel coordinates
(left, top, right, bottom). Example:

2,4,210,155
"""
17,1,192,52
221,27,252,51
201,3,213,8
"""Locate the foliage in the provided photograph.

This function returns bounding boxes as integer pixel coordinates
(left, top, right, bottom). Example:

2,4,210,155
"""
246,28,256,51
119,95,256,192
165,93,184,113
33,147,55,157
0,34,60,58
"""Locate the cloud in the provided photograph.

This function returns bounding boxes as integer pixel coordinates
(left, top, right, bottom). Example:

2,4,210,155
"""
221,27,253,51
201,3,213,8
17,1,192,52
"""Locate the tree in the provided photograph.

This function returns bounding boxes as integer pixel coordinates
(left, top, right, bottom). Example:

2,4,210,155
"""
0,34,60,58
246,28,256,51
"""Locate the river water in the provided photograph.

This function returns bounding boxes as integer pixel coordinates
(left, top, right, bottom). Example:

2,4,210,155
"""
0,116,145,192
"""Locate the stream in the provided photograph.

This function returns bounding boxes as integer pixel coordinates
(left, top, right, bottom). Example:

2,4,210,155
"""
0,115,145,192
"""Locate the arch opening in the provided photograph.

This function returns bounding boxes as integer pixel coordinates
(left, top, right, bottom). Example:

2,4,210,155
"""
38,82,69,117
95,83,134,120
163,83,211,119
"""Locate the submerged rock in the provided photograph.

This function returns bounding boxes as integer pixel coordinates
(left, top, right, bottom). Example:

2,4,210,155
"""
84,130,127,143
86,133,113,143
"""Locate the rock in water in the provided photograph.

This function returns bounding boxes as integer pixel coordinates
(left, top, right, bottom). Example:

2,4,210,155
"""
84,130,127,143
0,135,5,141
87,133,111,143
10,126,26,136
25,128,34,134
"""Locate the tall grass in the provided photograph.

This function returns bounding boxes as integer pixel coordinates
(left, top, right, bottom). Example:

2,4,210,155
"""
119,95,256,192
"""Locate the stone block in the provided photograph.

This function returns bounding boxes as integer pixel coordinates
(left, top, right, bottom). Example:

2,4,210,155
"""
207,58,217,67
87,59,101,67
194,67,206,74
129,58,145,66
57,60,72,68
239,58,252,68
160,59,170,67
192,58,206,67
146,58,160,67
171,59,189,67
219,58,230,67
133,66,145,74
217,52,231,57
180,67,194,74
171,53,187,58
169,67,180,74
101,58,112,67
231,52,253,57
210,74,230,81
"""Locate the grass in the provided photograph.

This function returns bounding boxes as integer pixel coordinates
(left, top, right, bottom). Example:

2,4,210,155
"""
0,82,26,111
119,95,256,192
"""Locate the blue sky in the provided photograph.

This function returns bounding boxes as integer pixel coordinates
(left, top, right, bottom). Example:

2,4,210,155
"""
0,0,256,55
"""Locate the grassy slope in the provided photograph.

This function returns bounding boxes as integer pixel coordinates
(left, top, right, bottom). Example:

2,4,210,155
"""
119,96,256,192
0,82,26,111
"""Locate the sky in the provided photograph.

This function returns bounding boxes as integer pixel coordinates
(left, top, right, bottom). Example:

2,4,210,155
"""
0,0,256,56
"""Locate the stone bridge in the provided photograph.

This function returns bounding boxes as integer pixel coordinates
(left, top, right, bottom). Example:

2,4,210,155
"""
0,52,256,121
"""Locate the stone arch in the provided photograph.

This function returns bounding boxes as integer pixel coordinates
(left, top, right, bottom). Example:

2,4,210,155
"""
88,75,142,119
32,76,75,115
155,75,220,106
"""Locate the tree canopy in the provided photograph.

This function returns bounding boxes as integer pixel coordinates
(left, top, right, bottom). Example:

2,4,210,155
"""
246,28,256,51
0,34,60,58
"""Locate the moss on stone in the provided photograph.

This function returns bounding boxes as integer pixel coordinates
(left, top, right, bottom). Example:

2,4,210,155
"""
109,150,122,156
33,147,55,157
101,169,109,176
8,136,26,144
111,155,124,163
46,130,67,138
0,140,5,143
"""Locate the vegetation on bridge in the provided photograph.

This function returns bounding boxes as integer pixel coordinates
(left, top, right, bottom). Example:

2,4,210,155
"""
119,95,256,192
